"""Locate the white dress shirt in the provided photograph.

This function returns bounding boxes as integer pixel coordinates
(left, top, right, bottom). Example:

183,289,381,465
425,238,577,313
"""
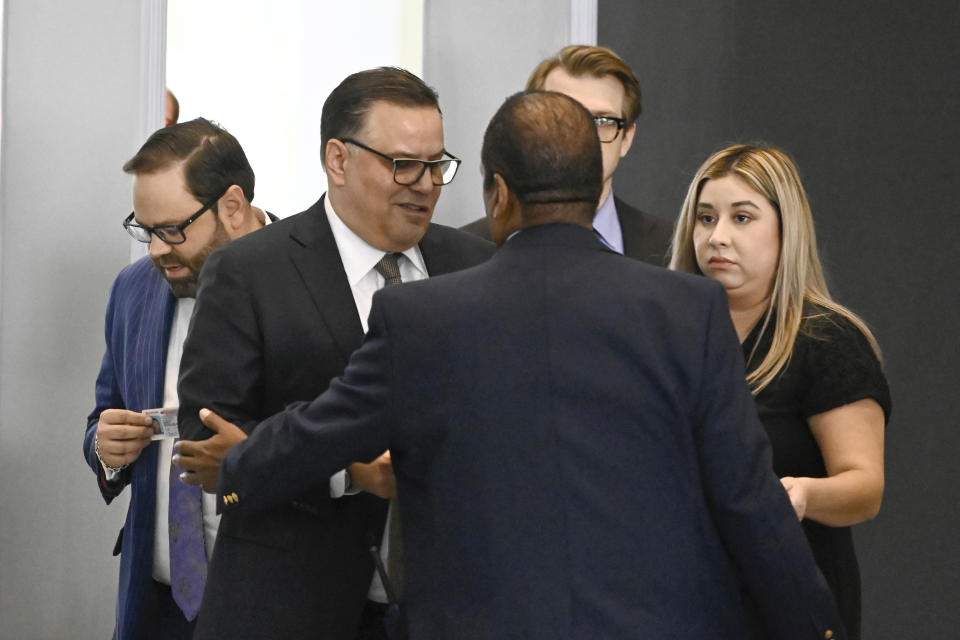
593,190,624,254
151,297,221,583
324,194,427,603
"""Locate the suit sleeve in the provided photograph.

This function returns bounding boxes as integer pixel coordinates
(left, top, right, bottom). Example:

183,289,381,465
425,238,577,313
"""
693,284,846,640
83,277,132,502
177,248,265,440
217,297,395,513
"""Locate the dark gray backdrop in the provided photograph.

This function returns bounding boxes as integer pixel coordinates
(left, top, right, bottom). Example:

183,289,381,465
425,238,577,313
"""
599,1,959,638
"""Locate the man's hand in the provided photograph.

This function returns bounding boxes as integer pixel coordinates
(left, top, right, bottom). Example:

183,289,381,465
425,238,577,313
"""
173,409,247,493
348,451,396,499
96,409,154,468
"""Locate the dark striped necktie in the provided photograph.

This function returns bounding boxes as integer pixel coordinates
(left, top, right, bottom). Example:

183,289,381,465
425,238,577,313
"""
372,251,405,600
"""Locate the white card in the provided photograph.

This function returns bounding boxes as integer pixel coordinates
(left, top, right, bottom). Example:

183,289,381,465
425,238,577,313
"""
144,407,179,440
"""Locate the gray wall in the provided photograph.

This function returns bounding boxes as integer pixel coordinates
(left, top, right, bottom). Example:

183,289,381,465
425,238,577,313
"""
423,0,573,227
599,1,960,637
0,1,145,637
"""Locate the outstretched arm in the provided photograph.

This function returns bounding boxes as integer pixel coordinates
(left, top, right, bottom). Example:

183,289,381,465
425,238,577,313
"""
195,298,396,512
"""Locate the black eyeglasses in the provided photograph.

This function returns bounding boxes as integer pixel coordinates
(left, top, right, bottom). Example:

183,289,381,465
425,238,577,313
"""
340,138,460,186
593,116,627,143
123,190,225,245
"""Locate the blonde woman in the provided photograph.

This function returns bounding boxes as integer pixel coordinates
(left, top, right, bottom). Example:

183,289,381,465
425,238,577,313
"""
671,144,889,639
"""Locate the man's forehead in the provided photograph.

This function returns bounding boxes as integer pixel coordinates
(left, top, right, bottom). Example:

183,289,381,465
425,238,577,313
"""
132,165,199,221
133,162,188,187
360,101,444,149
363,100,443,133
542,67,626,116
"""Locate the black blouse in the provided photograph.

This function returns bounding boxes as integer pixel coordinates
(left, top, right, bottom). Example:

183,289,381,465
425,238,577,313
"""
743,307,890,640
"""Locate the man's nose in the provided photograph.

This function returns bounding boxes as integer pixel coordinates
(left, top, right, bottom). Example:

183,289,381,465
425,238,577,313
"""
148,233,172,258
409,165,437,194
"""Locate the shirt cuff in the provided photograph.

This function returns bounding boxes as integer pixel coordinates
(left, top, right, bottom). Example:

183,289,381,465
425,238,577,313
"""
328,469,345,498
329,469,363,498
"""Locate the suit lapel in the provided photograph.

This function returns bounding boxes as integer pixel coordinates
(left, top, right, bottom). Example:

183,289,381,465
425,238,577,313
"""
129,264,176,412
615,196,669,265
615,196,642,258
418,224,460,276
287,196,365,363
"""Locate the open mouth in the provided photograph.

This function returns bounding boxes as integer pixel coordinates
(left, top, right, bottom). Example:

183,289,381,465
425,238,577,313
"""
161,264,188,277
398,203,430,214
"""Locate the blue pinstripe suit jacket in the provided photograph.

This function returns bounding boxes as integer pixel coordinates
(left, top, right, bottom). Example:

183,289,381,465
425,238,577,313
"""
83,256,175,640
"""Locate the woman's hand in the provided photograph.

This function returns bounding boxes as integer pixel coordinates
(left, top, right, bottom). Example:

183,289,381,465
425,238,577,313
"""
780,476,808,520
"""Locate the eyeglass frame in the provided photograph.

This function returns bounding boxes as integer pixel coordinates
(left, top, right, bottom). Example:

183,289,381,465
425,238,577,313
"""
592,116,627,143
122,189,226,245
339,137,461,186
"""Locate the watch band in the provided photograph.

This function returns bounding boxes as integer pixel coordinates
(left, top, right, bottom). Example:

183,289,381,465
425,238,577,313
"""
95,433,130,473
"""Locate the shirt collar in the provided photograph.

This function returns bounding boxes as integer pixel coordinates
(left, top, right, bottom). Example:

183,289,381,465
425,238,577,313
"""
323,194,427,286
592,191,623,253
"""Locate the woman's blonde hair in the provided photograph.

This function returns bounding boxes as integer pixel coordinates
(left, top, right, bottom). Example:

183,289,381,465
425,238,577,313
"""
669,143,881,393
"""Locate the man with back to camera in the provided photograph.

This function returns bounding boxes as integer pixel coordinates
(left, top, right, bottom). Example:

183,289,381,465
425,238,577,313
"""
82,118,270,639
176,91,847,640
461,44,673,265
174,67,494,639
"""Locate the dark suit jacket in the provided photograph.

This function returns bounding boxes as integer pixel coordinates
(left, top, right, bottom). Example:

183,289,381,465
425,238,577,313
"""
614,196,673,265
216,223,845,639
84,256,175,640
177,195,494,639
460,195,673,265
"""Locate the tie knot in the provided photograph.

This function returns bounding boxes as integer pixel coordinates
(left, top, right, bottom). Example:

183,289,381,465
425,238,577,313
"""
374,253,404,286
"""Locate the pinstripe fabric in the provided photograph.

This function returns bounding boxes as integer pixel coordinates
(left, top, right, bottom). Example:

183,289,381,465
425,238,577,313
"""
83,256,177,640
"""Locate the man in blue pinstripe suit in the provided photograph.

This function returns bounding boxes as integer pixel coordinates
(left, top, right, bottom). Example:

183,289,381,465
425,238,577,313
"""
83,118,271,640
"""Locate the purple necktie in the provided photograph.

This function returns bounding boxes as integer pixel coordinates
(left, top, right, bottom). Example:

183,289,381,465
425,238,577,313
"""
373,253,404,599
169,452,207,620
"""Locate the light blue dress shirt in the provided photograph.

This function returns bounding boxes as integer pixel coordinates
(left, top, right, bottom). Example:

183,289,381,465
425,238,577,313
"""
593,192,624,254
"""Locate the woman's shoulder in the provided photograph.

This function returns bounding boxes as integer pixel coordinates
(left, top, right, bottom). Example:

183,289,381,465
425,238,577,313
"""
798,304,873,350
794,303,891,420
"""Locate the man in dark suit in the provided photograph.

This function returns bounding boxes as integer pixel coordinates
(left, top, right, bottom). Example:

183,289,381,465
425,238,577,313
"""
461,45,673,265
175,68,493,639
177,91,846,639
83,118,270,639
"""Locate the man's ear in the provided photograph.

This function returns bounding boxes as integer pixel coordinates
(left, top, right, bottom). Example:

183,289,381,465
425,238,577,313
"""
325,139,349,187
619,122,637,159
217,185,246,237
489,173,511,219
486,173,522,245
